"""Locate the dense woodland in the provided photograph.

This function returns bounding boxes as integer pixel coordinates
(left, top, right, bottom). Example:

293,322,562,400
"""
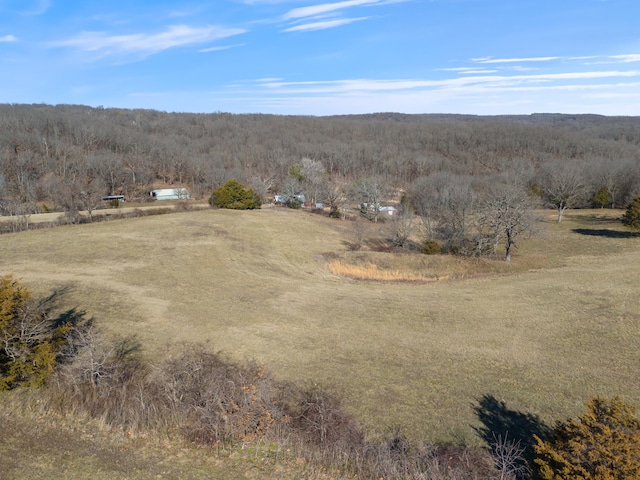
1,104,640,253
1,104,639,208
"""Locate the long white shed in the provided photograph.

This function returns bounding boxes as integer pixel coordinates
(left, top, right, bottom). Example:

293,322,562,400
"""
150,188,190,200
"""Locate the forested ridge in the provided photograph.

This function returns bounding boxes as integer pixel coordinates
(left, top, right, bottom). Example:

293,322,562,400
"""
1,103,639,216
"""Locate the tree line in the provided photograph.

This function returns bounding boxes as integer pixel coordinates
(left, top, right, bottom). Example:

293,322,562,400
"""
1,104,639,213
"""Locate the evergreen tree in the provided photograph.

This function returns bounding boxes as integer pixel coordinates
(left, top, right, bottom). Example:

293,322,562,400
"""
533,396,640,479
621,196,640,230
592,186,612,208
209,180,262,210
0,276,71,389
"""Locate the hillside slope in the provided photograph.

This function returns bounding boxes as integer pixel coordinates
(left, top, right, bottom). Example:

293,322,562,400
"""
1,207,639,443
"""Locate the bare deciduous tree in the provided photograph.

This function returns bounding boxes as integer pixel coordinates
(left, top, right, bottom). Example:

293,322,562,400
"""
354,177,387,223
483,182,537,262
539,161,586,222
388,205,414,248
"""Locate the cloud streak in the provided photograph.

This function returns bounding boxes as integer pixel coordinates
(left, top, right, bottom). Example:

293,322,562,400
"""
54,25,246,57
283,0,379,20
472,56,561,64
283,17,369,32
281,0,406,32
0,35,18,42
472,54,640,66
255,70,640,94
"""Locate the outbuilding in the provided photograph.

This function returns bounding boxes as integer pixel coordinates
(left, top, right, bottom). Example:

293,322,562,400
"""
150,188,190,200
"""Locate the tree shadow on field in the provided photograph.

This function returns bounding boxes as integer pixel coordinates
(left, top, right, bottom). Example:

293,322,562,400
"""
572,228,640,239
472,394,552,469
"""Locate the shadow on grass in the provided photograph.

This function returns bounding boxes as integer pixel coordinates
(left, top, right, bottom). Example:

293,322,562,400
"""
572,228,640,239
472,394,552,470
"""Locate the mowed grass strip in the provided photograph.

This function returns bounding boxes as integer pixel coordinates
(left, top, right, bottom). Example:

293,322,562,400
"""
0,207,639,444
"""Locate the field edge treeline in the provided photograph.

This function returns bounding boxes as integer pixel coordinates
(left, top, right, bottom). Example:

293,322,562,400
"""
1,104,639,214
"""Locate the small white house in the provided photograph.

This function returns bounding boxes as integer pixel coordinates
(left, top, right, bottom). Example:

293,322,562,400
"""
379,206,398,215
150,188,190,200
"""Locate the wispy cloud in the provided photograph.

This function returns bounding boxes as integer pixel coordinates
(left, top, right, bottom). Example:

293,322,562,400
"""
472,56,561,64
199,43,245,53
283,0,379,20
283,16,369,32
228,69,640,115
54,25,246,57
0,35,18,42
252,70,640,96
281,0,406,32
440,67,498,74
611,54,640,63
471,54,640,68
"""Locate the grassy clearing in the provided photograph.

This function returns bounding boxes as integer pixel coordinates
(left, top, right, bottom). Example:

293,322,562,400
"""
1,206,639,449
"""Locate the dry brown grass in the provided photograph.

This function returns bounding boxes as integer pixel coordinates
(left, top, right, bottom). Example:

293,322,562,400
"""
327,260,443,282
1,205,639,448
0,391,305,480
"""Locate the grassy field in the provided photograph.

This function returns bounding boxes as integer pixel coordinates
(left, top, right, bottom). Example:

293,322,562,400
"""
1,205,639,447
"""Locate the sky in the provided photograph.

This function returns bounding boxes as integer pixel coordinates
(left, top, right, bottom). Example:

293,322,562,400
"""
0,0,639,116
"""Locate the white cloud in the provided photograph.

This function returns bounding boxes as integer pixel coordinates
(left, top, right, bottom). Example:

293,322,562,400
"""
440,67,498,74
233,72,640,115
252,70,640,97
54,25,246,57
283,0,379,20
199,43,245,53
283,16,369,31
610,54,640,63
0,35,17,42
472,56,561,64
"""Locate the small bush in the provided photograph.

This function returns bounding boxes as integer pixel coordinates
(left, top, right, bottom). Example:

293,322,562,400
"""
421,239,442,255
284,196,302,209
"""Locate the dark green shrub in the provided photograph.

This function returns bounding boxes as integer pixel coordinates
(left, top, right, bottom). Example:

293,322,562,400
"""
622,196,640,230
284,196,302,209
421,239,442,255
592,186,612,208
209,180,262,210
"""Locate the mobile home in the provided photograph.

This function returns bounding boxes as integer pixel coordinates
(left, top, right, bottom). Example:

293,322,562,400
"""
150,188,190,200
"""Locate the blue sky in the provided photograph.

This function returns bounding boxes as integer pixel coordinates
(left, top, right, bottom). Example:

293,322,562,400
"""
1,0,639,115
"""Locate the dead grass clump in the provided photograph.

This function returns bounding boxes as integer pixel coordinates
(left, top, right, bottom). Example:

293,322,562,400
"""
327,260,437,282
47,330,149,429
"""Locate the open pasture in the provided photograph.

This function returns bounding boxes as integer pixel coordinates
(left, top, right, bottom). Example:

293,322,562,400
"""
1,206,639,444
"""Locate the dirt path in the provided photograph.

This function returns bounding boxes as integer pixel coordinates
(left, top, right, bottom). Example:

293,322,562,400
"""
0,203,209,224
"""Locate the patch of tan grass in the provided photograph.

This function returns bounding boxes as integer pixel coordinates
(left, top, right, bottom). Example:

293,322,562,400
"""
327,260,443,282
